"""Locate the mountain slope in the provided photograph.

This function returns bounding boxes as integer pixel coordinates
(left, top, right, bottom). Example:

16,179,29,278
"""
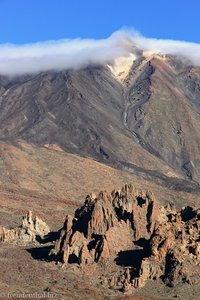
124,54,200,182
0,141,199,230
1,54,200,300
0,66,180,178
1,53,200,189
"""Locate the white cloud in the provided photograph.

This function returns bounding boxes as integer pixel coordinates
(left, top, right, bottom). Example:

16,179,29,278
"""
0,29,200,76
0,31,133,76
129,29,200,65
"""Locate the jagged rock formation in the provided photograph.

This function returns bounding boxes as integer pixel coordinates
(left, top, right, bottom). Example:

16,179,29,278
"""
0,211,50,244
135,206,200,288
50,184,166,266
108,206,200,292
50,184,200,293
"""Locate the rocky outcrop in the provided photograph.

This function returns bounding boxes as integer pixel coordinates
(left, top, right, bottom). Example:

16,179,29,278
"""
138,206,200,287
50,184,165,266
74,191,117,238
50,184,200,293
112,186,166,239
0,211,50,244
115,206,200,290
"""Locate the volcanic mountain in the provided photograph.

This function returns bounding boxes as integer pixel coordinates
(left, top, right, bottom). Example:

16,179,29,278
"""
1,52,200,192
0,51,200,300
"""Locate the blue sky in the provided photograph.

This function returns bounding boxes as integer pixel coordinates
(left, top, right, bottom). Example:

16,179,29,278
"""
0,0,199,44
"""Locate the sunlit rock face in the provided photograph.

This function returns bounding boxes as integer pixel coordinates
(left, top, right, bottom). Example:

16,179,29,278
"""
50,184,200,293
50,184,165,267
107,53,136,81
0,211,50,244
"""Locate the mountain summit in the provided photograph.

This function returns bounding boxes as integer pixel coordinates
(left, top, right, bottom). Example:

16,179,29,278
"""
1,52,200,189
0,50,200,300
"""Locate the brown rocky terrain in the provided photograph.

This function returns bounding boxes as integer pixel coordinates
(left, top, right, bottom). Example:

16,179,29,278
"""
138,206,200,288
123,54,200,183
0,140,199,232
0,184,199,300
50,185,163,268
49,184,199,296
1,53,200,190
0,52,200,299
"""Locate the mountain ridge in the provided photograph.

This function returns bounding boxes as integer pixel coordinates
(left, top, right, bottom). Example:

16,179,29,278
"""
1,53,200,189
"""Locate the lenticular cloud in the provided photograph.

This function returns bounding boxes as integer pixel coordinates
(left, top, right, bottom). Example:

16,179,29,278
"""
1,29,200,76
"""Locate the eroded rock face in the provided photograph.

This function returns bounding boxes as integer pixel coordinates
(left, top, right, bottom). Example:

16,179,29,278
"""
0,211,50,244
50,184,200,293
123,206,200,290
113,186,166,239
50,184,164,266
75,191,117,238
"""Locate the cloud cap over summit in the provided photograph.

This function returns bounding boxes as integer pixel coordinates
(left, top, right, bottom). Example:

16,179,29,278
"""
1,29,200,76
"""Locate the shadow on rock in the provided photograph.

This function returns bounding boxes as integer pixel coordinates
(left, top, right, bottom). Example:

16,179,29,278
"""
134,237,149,249
36,230,60,244
115,249,144,276
27,245,55,262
